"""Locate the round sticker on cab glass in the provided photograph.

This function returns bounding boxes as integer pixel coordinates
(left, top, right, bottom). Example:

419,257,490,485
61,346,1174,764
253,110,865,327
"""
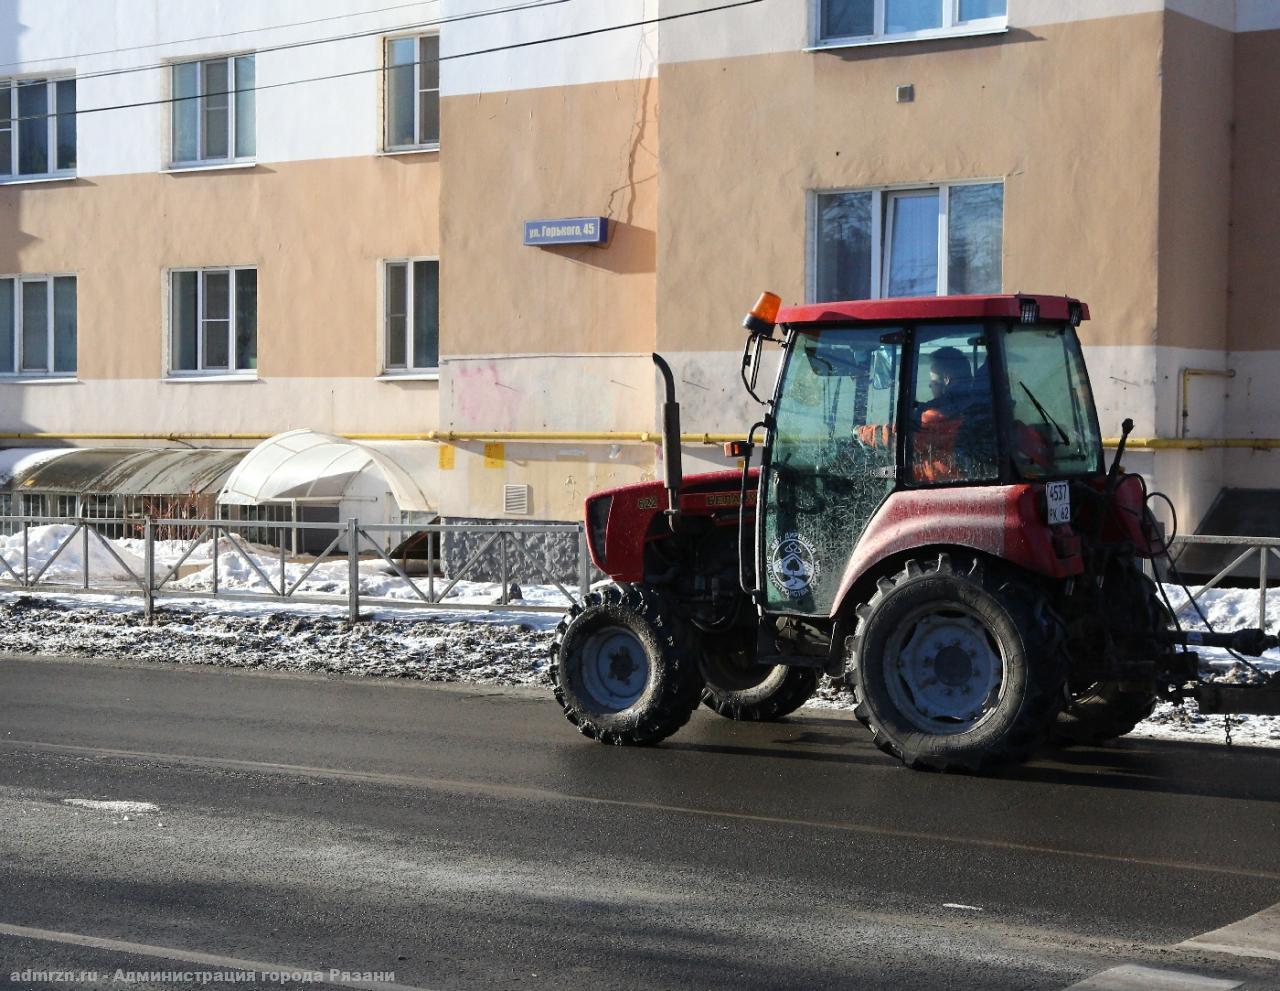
769,532,821,599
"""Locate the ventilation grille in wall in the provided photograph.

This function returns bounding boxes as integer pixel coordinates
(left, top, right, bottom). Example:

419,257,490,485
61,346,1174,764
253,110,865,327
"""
503,483,531,515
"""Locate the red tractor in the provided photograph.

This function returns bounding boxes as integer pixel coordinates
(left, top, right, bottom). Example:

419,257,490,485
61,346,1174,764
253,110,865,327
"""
550,293,1280,771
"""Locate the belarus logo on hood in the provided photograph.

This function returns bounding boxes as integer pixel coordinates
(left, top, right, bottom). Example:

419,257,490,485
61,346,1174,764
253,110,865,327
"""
768,531,820,599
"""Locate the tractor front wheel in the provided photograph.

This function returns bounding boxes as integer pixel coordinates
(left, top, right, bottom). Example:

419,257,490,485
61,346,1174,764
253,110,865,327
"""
550,584,704,746
701,652,818,722
847,554,1067,772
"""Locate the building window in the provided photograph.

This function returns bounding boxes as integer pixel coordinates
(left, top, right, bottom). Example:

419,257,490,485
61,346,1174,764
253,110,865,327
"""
385,35,439,150
812,181,1002,302
0,78,75,179
169,268,257,374
818,0,1005,44
171,55,255,166
384,259,439,371
0,274,76,375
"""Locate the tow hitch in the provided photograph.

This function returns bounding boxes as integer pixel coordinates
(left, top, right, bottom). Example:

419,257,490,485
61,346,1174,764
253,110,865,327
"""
1165,628,1280,715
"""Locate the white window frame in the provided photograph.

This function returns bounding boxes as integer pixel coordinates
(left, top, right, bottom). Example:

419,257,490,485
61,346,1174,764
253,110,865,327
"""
0,272,77,378
810,0,1007,48
383,33,440,152
0,77,76,182
169,54,255,168
381,256,440,376
166,266,257,378
807,179,1003,302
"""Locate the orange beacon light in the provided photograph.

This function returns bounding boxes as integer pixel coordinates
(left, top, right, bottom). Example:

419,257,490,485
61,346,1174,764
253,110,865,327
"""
743,291,781,334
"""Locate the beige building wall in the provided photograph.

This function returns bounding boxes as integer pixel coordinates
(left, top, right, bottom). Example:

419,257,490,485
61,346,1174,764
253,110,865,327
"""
0,155,444,437
1149,11,1235,527
1222,25,1280,495
655,15,1165,356
432,77,663,519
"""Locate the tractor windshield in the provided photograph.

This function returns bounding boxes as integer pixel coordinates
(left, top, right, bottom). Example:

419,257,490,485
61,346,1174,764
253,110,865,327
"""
1000,323,1104,479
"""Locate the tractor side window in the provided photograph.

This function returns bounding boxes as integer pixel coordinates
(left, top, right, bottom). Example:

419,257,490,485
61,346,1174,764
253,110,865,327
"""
907,324,1000,485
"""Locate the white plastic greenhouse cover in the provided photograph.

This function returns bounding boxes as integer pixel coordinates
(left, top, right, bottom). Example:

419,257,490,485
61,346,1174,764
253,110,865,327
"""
216,429,434,512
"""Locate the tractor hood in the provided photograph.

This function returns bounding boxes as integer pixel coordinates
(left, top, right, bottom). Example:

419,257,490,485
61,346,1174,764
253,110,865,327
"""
584,469,758,578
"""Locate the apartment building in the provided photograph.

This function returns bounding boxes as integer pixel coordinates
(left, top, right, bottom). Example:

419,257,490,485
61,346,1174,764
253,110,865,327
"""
0,0,1277,536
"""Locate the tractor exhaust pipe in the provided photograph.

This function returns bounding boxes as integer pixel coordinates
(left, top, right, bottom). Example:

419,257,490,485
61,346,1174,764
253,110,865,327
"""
652,353,683,531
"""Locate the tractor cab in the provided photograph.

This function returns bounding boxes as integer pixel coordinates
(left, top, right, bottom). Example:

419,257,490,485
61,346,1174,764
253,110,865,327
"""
751,294,1103,617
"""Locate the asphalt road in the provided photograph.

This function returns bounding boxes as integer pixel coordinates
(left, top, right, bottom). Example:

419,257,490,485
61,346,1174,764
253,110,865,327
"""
1,653,1278,990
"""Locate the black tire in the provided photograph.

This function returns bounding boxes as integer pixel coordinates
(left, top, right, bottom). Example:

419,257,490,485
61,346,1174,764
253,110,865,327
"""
847,554,1067,773
550,584,704,746
1052,682,1158,745
701,653,818,722
1053,565,1164,745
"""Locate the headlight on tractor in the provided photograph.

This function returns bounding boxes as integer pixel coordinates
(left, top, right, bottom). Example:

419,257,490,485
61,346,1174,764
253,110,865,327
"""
585,494,612,569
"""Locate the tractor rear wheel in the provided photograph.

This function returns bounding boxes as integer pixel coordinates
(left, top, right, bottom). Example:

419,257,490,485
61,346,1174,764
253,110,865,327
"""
550,584,704,746
701,652,818,722
1052,682,1158,745
847,554,1067,773
1053,563,1165,745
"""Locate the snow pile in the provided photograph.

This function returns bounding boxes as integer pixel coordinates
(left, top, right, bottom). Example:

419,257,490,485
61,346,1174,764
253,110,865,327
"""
168,547,576,607
0,524,146,584
114,536,279,572
0,594,552,685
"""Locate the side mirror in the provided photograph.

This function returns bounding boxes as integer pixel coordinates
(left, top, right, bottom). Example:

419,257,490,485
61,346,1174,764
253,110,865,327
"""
746,333,766,393
741,291,781,404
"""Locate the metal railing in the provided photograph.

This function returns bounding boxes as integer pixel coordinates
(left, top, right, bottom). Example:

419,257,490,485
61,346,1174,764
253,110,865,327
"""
1166,534,1280,631
0,515,590,622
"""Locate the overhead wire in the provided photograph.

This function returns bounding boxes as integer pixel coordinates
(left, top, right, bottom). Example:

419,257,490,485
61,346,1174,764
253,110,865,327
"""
0,0,441,70
3,0,571,86
1,0,764,126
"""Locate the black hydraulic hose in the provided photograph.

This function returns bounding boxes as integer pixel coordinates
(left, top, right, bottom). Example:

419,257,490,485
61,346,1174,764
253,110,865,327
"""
1126,470,1271,681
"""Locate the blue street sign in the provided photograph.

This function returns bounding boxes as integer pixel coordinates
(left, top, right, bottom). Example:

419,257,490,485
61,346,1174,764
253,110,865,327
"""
523,216,609,246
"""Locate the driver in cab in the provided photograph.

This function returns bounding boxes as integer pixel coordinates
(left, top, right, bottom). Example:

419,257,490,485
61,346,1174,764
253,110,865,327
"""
852,346,991,484
914,346,978,483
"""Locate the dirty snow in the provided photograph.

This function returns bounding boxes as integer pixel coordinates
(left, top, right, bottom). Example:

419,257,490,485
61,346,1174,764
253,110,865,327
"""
63,799,159,814
1,525,146,583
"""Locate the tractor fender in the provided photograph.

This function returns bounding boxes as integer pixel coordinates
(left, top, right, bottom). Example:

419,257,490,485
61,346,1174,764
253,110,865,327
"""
829,485,1082,620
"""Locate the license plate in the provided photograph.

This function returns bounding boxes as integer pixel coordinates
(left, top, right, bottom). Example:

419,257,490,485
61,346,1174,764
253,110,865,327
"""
1046,481,1071,525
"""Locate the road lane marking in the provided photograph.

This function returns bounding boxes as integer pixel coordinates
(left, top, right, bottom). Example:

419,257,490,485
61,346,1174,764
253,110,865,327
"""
0,922,435,991
1062,964,1241,990
5,738,1280,883
943,903,983,911
1179,900,1280,962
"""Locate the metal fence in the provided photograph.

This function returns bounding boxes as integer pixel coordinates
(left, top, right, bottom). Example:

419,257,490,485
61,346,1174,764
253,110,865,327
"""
1166,534,1280,631
0,515,590,622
